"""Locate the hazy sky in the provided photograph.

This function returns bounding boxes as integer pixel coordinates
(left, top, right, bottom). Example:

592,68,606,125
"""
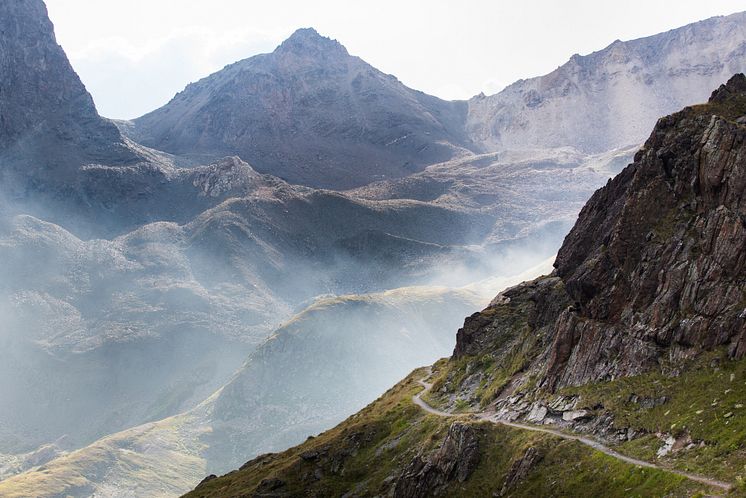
45,0,745,120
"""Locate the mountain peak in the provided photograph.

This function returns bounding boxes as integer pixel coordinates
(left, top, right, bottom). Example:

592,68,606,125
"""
288,27,323,39
275,27,349,57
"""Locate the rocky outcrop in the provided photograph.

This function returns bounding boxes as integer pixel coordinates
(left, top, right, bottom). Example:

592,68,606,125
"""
546,73,746,388
394,422,481,498
454,276,569,359
190,156,262,198
498,446,543,496
452,74,746,393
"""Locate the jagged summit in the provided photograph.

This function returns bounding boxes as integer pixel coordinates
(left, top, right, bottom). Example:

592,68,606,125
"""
129,28,472,189
275,27,349,57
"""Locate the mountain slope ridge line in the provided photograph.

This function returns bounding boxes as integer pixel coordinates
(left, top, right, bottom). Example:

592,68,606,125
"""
413,368,733,492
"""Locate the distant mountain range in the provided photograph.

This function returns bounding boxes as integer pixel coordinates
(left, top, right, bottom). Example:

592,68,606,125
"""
467,12,746,153
125,14,746,189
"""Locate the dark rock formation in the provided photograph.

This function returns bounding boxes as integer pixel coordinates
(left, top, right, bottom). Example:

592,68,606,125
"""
454,276,569,359
394,422,481,498
0,0,137,186
547,73,746,388
710,73,746,103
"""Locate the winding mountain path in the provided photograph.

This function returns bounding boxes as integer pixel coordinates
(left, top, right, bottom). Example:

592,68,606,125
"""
413,371,733,492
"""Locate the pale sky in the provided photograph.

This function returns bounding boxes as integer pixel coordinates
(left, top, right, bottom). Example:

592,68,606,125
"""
44,0,745,120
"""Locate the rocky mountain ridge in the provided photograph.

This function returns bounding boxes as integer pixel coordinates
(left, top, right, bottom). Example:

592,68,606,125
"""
467,11,746,154
126,13,746,192
2,2,746,497
128,28,474,189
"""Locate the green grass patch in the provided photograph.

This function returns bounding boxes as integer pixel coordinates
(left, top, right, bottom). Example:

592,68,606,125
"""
562,350,746,482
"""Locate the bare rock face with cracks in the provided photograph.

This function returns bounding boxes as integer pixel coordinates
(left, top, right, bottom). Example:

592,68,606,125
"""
455,74,746,392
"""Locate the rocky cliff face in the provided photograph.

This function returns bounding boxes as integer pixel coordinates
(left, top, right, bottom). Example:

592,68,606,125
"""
129,28,474,189
0,0,137,184
454,74,746,392
393,422,481,498
545,77,746,388
467,11,746,154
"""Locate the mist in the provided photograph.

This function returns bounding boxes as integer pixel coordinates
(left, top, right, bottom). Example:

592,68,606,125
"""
0,84,625,494
0,120,615,491
0,165,566,487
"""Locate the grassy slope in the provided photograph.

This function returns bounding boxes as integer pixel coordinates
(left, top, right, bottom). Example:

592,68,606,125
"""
186,370,706,497
561,350,746,485
414,300,746,492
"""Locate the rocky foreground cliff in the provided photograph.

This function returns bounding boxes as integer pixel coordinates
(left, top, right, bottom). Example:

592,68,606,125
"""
455,72,746,391
185,76,746,497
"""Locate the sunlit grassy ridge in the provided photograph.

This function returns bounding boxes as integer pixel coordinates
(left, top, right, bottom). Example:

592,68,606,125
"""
0,283,486,497
0,414,208,498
